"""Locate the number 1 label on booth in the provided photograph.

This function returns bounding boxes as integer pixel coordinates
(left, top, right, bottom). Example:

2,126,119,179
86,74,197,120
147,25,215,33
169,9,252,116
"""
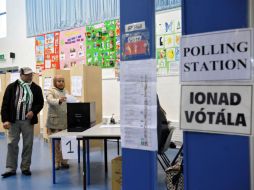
61,136,78,159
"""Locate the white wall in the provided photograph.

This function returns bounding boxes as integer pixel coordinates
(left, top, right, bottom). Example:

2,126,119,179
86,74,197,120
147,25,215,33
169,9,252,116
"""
0,0,181,127
0,0,35,70
102,77,120,119
102,74,181,122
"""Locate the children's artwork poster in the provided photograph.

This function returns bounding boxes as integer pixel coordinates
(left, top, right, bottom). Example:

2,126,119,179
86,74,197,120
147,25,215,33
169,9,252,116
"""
45,32,60,69
156,8,181,76
35,35,45,73
59,27,86,69
35,32,60,74
86,19,120,69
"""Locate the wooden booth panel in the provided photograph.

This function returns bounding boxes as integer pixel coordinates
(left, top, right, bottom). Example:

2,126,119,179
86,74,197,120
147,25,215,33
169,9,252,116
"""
70,64,102,123
70,65,103,149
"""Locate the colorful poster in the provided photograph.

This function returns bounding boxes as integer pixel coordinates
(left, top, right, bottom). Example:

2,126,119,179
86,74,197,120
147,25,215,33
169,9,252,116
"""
35,32,60,74
60,27,86,69
35,35,45,73
156,8,181,76
86,19,120,68
122,31,150,58
45,32,60,69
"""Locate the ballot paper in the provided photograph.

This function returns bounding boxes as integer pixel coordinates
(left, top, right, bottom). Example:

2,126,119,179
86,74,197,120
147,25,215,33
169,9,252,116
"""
66,94,79,103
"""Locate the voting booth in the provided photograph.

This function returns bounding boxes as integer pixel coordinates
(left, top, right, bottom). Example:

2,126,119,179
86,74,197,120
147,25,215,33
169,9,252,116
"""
70,64,102,148
42,68,71,95
70,64,102,124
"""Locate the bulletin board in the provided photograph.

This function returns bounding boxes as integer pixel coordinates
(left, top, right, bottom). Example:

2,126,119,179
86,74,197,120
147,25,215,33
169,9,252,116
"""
59,27,86,69
156,8,181,76
86,19,120,68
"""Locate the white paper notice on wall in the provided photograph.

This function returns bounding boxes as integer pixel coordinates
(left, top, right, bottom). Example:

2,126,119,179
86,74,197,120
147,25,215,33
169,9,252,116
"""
121,127,158,151
44,77,52,90
180,28,253,82
180,85,253,135
71,76,83,97
125,21,146,32
120,59,158,151
61,136,78,160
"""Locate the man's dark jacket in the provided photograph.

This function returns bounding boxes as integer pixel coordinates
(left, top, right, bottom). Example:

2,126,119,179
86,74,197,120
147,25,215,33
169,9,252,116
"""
1,80,44,125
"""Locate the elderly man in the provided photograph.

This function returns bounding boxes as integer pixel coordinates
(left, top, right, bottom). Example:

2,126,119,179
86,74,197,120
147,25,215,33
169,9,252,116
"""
1,67,44,178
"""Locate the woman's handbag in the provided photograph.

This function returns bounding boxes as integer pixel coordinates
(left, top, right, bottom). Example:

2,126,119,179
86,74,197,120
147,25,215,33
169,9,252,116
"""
165,159,184,190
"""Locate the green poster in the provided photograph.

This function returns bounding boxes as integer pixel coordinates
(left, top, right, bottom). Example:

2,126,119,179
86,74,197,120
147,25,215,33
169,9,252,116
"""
86,19,120,68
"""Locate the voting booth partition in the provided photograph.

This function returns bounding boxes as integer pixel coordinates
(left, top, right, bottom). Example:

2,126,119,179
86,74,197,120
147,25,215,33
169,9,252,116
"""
0,74,6,132
70,64,103,149
69,64,102,124
42,68,71,95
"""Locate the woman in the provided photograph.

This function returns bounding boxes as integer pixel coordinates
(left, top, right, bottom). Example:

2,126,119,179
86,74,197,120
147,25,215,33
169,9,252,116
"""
46,75,69,170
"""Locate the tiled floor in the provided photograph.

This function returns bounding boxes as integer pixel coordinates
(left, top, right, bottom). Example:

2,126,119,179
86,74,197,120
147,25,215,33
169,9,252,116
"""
0,134,176,190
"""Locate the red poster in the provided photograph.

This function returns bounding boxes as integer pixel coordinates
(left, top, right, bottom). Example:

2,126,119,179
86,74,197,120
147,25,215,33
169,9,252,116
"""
124,40,148,56
35,32,60,74
44,32,60,69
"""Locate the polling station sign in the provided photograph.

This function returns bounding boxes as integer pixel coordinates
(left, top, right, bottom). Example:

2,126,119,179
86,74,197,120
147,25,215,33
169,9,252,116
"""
180,28,253,82
180,85,252,135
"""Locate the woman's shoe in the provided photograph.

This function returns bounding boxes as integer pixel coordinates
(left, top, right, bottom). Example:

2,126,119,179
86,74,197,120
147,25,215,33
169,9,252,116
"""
55,164,60,170
61,163,69,169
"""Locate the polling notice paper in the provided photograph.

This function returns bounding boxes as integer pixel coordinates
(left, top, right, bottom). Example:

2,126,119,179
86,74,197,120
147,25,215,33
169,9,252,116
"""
43,77,52,90
71,76,83,97
120,59,158,151
180,28,253,82
180,85,252,135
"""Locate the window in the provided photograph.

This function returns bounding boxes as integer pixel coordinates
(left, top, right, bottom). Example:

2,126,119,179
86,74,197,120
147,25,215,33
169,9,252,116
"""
0,0,6,38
